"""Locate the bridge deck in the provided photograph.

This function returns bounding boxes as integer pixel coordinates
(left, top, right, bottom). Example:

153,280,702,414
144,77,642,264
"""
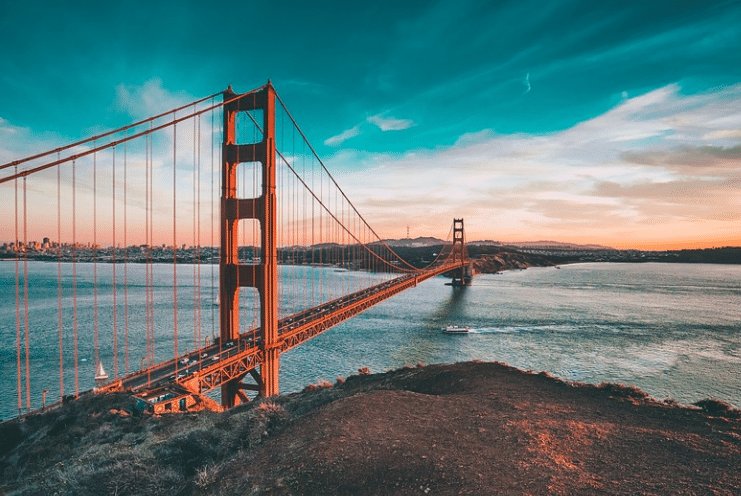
99,261,464,404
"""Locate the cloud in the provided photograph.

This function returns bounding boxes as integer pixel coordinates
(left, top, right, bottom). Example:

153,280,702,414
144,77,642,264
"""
0,117,25,139
114,78,194,119
326,83,741,248
524,73,531,94
703,129,741,140
324,112,416,148
367,114,416,131
0,118,67,166
621,145,741,173
5,78,741,250
324,125,361,146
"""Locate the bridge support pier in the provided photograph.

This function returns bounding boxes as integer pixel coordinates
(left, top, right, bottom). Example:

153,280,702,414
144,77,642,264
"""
220,82,280,407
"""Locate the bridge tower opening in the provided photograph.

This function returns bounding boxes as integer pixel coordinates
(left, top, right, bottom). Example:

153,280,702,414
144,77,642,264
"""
220,82,279,407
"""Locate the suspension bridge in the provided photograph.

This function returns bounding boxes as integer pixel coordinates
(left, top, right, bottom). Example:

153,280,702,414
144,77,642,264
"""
0,82,471,418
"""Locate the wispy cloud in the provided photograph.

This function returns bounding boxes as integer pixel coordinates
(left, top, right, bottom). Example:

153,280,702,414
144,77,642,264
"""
367,113,416,131
324,125,361,146
324,112,416,147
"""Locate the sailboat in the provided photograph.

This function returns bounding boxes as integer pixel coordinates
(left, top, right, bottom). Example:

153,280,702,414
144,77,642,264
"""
95,362,109,386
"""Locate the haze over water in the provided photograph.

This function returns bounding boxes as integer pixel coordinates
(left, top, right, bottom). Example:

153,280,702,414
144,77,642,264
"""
1,261,739,420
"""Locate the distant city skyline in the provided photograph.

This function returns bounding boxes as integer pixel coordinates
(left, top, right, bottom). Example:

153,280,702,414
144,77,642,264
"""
2,1,740,250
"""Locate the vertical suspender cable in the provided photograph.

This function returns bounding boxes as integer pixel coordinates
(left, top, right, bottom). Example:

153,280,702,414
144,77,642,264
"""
339,188,343,296
23,177,30,412
311,154,315,307
15,167,21,414
193,110,198,349
196,114,202,349
302,139,307,309
318,157,322,301
279,109,285,319
145,131,152,375
278,116,283,319
149,125,155,375
339,192,342,294
276,132,280,316
210,102,216,341
292,127,297,311
151,127,155,367
293,118,299,312
173,118,178,361
94,148,99,375
144,133,149,371
124,134,129,374
72,160,78,396
57,155,64,399
112,146,118,378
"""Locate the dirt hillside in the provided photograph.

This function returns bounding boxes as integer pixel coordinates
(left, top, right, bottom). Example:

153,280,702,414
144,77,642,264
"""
2,361,739,495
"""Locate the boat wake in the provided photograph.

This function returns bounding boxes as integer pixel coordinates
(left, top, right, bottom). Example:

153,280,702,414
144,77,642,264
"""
466,326,519,334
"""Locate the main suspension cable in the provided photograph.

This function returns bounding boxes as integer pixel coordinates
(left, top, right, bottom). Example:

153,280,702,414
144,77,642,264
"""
0,88,264,185
0,91,223,172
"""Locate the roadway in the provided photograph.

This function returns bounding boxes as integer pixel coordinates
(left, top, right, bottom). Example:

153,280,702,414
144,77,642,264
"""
104,261,464,396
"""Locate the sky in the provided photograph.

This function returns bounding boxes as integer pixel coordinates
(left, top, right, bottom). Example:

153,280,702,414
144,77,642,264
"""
1,0,740,249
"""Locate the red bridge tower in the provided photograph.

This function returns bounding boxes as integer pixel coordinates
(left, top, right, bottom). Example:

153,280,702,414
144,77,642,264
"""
220,83,279,407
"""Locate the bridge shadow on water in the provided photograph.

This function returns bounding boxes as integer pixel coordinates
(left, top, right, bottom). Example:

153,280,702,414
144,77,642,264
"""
384,285,472,367
427,285,470,328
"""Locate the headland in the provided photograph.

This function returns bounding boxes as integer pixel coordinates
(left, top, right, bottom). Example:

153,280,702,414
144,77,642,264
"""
2,361,739,495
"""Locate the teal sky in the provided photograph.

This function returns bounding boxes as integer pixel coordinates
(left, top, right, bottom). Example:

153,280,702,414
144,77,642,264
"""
2,1,741,248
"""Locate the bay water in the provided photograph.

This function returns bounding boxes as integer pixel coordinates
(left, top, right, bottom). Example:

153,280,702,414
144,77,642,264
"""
1,261,739,420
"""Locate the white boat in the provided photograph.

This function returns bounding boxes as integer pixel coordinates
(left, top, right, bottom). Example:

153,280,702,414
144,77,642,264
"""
443,325,470,334
95,362,109,381
94,362,109,388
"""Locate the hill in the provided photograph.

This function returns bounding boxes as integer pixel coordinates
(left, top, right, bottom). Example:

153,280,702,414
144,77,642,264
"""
504,240,616,250
380,237,446,247
1,361,739,495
